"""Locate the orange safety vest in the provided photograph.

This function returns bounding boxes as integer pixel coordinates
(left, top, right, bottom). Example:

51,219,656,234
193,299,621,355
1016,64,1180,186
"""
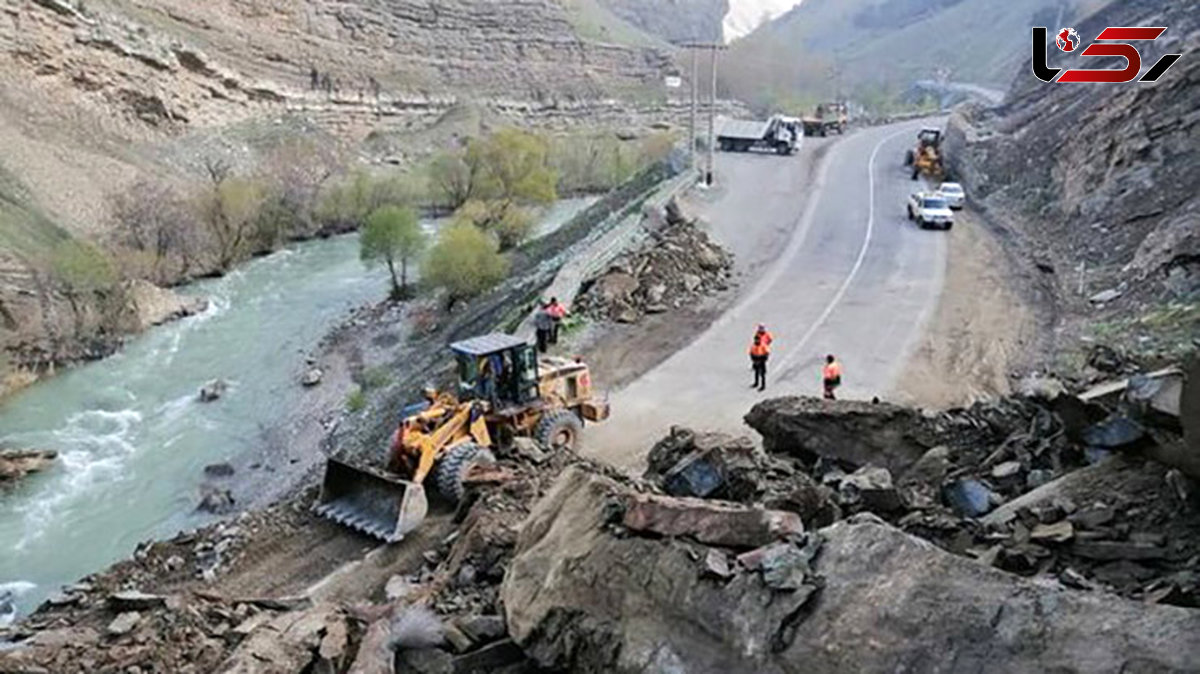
749,341,769,357
823,361,843,381
756,330,773,347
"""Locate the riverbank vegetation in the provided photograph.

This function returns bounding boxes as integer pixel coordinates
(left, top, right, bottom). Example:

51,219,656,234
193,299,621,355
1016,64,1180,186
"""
3,127,674,387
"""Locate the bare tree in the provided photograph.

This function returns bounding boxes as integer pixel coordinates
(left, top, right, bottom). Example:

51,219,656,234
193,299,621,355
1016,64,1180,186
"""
196,157,265,272
108,179,198,283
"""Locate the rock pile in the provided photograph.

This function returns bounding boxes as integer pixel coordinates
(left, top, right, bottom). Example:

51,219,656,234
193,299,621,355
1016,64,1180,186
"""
0,582,358,673
741,367,1199,608
575,204,733,324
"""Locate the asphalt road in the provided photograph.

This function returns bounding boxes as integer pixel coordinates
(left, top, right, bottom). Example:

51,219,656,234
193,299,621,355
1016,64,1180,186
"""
588,119,949,469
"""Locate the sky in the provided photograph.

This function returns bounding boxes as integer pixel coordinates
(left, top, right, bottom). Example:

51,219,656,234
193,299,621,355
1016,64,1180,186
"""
723,0,804,42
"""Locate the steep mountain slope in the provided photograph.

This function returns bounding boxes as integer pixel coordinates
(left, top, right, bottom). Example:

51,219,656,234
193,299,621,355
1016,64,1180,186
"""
722,0,1097,108
0,0,680,387
595,0,727,44
722,0,802,42
946,0,1198,366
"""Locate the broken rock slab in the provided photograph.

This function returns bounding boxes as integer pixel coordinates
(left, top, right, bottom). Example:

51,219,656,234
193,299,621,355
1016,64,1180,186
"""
779,515,1200,672
838,466,903,512
745,397,934,474
505,467,1200,673
622,492,803,548
644,427,766,502
982,456,1161,527
504,466,819,674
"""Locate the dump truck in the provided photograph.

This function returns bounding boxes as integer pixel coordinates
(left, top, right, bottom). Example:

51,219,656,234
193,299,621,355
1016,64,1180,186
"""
801,102,848,137
717,115,798,155
903,127,944,181
314,333,610,542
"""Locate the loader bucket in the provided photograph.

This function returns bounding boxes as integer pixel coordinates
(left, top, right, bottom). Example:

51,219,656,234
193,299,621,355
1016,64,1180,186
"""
313,459,428,543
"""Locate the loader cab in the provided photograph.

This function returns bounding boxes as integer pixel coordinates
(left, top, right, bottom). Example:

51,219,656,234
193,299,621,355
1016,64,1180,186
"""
917,128,942,149
450,333,540,407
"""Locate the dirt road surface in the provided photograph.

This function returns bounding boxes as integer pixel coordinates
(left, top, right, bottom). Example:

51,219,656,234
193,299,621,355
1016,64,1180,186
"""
586,120,952,469
894,209,1036,408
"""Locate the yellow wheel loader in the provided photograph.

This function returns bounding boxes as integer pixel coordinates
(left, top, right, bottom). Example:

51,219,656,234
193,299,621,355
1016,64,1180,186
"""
314,333,610,542
904,127,944,181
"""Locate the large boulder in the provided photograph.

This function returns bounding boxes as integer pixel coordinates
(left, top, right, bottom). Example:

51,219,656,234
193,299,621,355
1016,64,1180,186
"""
504,468,1200,673
502,466,813,673
780,516,1200,672
744,397,936,474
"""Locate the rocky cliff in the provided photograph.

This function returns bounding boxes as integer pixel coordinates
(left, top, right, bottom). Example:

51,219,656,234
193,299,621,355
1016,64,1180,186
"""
946,0,1199,366
0,0,683,389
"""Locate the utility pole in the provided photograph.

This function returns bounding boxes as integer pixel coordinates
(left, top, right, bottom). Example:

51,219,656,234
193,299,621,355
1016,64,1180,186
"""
689,47,698,171
707,45,719,187
681,42,726,186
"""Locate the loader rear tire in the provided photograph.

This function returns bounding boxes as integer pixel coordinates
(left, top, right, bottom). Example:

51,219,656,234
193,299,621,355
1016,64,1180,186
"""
434,442,495,503
535,410,583,452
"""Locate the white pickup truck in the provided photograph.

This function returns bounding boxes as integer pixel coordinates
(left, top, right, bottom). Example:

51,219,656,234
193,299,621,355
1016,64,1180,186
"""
906,192,954,230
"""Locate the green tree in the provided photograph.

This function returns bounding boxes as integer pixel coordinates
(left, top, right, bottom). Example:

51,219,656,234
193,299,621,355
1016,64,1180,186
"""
361,205,426,300
422,222,509,308
450,129,558,250
428,152,478,211
467,129,557,205
50,239,121,333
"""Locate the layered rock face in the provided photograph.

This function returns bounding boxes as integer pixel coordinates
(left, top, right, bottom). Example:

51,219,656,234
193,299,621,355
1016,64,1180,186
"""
0,0,681,384
945,0,1199,307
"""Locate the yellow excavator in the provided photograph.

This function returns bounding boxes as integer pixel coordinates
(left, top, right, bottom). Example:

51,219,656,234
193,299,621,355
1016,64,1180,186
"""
314,333,610,542
904,127,944,181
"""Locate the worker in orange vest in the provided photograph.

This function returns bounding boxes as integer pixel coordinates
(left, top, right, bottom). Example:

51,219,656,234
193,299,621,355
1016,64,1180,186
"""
755,324,773,349
823,354,843,400
749,334,770,391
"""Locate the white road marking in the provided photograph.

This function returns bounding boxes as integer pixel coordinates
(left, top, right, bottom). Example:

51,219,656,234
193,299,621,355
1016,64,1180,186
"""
774,127,912,374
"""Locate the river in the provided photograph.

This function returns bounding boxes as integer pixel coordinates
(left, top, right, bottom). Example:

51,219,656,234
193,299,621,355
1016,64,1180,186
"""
0,198,595,617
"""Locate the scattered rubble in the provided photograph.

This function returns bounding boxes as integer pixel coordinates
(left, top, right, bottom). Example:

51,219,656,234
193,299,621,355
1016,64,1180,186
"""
0,448,57,485
3,362,1197,672
574,206,733,324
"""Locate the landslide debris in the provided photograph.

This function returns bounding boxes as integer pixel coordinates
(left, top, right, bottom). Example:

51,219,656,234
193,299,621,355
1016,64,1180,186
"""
574,200,733,324
502,469,1200,674
5,363,1199,672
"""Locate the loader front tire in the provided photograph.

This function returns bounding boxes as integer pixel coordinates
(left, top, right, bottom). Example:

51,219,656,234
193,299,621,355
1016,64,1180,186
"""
434,442,495,503
535,410,583,452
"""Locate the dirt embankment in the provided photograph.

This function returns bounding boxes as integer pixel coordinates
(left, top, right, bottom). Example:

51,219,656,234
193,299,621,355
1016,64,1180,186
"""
896,209,1039,407
945,0,1200,374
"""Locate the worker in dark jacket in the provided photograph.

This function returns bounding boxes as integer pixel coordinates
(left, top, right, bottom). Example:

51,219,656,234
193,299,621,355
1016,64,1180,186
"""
534,307,554,354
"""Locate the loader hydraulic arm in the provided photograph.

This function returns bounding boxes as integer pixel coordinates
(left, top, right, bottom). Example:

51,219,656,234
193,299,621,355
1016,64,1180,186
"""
408,402,492,484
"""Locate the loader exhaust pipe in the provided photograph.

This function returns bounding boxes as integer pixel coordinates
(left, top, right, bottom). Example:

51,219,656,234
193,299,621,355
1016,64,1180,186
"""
313,459,428,543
